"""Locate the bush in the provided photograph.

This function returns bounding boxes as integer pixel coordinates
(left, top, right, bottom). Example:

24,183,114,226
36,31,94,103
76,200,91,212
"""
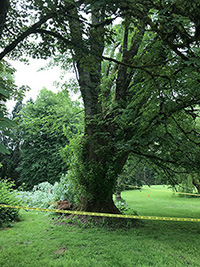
52,173,79,204
16,173,78,209
0,180,20,227
16,182,54,209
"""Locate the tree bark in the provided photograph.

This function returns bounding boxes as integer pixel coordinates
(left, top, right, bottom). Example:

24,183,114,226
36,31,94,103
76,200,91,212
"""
192,177,200,193
79,194,120,214
78,119,128,213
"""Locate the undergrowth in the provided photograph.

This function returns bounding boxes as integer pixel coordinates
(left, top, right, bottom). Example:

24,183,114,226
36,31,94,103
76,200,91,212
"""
0,179,20,227
15,174,77,209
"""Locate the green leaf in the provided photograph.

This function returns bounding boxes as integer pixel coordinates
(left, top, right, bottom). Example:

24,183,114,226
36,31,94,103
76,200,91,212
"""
0,117,16,128
0,87,9,98
0,143,10,155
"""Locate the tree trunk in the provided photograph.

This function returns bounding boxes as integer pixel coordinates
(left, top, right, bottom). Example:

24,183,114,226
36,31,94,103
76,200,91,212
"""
76,118,128,213
192,178,200,193
68,7,131,213
79,194,120,214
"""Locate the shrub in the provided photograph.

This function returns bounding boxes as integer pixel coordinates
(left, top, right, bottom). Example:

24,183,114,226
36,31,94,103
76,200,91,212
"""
16,173,78,209
0,180,20,227
16,182,54,209
52,173,79,204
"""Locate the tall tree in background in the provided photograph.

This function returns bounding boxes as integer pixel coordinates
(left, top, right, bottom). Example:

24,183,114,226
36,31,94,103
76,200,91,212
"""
0,1,200,212
0,60,27,155
17,88,83,189
0,98,23,186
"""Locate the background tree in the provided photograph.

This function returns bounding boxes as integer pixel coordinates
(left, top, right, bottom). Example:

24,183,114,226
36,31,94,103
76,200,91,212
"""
0,60,27,155
0,0,28,155
0,0,200,212
0,98,24,186
16,87,83,189
118,156,165,187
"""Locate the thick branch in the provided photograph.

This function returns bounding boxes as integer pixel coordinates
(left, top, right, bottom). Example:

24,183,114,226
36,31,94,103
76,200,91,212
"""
114,25,145,105
102,55,158,71
35,29,72,47
131,149,178,165
0,13,56,60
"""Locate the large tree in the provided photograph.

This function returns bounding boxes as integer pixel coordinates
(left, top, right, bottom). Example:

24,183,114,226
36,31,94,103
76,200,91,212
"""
0,0,200,213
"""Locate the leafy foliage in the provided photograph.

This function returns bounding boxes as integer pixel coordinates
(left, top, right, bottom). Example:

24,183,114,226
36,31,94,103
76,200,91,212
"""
0,99,24,186
61,134,86,200
0,60,27,155
16,173,78,209
16,87,83,189
0,179,20,226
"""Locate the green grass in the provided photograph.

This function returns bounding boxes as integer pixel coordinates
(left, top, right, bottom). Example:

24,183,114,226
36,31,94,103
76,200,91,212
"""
0,186,200,267
122,185,200,218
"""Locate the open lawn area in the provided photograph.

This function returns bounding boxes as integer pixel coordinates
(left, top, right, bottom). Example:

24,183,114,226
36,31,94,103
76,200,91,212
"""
0,186,200,267
122,185,200,219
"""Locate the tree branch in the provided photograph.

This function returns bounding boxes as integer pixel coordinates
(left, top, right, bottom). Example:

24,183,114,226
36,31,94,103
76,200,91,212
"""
0,13,56,60
171,115,200,146
35,29,72,47
102,55,154,77
131,149,178,165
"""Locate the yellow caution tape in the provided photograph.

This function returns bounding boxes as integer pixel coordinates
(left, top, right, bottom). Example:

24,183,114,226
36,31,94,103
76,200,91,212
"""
0,204,200,222
122,184,200,197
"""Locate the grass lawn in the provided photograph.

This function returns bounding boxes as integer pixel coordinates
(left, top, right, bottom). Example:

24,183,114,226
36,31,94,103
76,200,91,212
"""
0,185,200,267
122,185,200,219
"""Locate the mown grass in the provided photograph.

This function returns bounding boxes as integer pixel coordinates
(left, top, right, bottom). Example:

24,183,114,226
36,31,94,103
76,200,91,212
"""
122,185,200,218
0,185,200,267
